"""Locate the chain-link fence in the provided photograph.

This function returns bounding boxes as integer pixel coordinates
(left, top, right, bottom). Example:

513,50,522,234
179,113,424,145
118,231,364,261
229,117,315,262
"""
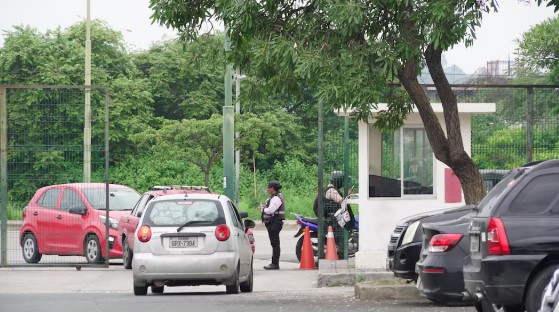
424,84,559,168
0,85,116,268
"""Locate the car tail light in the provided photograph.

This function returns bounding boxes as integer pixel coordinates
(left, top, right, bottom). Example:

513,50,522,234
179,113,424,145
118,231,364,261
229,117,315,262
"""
428,233,463,253
487,217,510,255
137,225,152,243
215,224,230,241
248,234,255,244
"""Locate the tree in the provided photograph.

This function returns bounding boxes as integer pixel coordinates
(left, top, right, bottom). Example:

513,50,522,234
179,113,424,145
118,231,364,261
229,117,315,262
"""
515,15,559,82
148,0,504,204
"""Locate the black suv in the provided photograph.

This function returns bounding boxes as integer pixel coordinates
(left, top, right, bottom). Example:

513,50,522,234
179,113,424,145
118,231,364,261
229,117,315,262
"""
463,160,559,312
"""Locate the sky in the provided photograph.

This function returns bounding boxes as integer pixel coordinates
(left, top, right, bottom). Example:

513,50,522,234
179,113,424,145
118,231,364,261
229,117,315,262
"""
0,0,557,75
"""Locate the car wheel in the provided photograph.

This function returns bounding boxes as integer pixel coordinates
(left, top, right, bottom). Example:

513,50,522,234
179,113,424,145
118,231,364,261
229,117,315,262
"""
476,299,522,312
240,262,254,293
151,285,164,294
122,238,133,270
134,284,148,296
84,235,103,263
226,266,240,294
22,233,42,263
295,231,318,263
526,265,559,312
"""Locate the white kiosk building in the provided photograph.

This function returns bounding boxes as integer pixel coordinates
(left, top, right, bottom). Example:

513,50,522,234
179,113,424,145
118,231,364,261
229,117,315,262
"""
340,103,495,269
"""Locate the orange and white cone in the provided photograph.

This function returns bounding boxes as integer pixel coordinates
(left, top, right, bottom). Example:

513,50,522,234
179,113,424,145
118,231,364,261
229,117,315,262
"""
324,225,338,260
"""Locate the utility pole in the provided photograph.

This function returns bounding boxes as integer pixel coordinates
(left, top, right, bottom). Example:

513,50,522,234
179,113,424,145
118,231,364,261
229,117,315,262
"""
235,67,241,207
84,0,92,182
223,30,234,200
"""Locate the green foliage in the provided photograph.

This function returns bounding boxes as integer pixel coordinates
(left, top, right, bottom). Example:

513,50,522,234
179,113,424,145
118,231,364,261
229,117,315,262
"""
515,15,559,82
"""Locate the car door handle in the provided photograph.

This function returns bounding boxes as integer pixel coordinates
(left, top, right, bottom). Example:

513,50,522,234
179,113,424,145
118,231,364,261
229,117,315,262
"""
56,215,62,220
33,212,38,216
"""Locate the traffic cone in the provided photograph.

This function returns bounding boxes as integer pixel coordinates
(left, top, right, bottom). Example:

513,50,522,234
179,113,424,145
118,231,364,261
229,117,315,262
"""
324,225,338,260
299,226,316,270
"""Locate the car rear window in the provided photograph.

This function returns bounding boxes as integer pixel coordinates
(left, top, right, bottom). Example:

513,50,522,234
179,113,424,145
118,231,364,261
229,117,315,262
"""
82,187,141,211
477,168,528,216
143,199,225,227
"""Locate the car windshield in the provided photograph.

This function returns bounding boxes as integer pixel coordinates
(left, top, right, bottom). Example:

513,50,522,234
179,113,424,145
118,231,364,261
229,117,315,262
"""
82,187,140,211
143,199,225,227
477,168,529,216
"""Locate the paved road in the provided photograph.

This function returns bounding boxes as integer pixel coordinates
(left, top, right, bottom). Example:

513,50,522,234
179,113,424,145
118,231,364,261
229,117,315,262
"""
0,228,476,312
0,292,476,312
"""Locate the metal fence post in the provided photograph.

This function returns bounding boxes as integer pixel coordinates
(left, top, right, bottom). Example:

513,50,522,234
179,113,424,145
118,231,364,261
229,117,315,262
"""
342,115,350,259
104,90,110,268
317,100,324,260
0,87,7,266
526,87,533,164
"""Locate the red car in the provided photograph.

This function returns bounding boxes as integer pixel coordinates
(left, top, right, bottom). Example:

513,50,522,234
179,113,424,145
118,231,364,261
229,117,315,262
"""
118,186,238,269
19,183,141,263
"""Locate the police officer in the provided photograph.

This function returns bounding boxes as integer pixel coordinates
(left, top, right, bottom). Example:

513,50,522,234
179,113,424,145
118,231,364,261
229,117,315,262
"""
260,180,285,270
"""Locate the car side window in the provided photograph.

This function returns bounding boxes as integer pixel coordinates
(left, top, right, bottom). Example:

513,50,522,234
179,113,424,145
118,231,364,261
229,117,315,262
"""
133,195,153,217
60,189,86,212
227,201,243,230
508,173,559,215
37,189,61,209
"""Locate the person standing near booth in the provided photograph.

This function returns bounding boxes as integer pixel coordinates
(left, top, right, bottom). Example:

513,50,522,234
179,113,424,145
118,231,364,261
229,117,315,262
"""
260,180,285,270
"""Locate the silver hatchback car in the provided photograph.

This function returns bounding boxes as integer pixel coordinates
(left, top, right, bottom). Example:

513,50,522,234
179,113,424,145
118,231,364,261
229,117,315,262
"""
132,193,255,295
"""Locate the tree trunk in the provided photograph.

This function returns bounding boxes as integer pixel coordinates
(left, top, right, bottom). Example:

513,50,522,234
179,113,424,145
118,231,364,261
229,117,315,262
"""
397,51,485,204
204,170,210,188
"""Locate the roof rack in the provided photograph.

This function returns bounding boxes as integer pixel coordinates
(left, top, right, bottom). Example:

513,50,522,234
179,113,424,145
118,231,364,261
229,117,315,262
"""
151,185,211,192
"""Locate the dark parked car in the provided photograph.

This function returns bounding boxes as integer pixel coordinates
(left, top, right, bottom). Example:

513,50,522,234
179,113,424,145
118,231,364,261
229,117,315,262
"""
463,160,559,312
387,170,507,281
416,212,474,305
387,205,473,280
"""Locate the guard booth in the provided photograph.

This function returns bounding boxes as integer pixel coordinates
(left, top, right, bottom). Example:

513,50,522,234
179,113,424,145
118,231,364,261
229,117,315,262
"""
337,103,495,269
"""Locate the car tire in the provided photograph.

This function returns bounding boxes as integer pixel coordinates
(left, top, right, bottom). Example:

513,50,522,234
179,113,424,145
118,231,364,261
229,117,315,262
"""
122,238,133,270
134,284,148,296
526,265,559,312
151,285,164,294
226,266,240,294
295,231,318,263
84,234,103,263
240,262,254,293
476,299,522,312
22,233,42,263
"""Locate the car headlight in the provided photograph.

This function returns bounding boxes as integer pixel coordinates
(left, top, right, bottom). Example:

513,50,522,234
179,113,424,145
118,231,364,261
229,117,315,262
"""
401,221,420,246
99,215,119,230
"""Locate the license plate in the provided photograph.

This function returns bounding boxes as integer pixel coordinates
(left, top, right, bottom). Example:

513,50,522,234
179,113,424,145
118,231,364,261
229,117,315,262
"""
470,235,480,252
169,237,198,248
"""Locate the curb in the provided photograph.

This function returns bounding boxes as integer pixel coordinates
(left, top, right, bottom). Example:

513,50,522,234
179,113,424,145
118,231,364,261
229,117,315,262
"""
354,282,424,301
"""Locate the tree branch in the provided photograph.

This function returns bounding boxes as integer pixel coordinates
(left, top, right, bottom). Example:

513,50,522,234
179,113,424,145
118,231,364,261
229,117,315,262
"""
424,44,465,162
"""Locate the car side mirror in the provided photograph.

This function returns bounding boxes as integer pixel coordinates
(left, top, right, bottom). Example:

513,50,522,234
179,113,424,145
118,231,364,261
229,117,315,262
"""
69,206,87,216
239,211,249,219
244,219,255,229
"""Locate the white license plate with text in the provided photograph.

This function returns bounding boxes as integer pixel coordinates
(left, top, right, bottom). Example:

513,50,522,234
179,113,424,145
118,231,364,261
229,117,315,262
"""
169,237,198,248
470,235,480,252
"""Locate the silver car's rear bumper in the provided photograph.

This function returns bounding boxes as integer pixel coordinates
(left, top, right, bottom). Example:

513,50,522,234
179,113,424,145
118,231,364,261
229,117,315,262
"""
133,252,237,285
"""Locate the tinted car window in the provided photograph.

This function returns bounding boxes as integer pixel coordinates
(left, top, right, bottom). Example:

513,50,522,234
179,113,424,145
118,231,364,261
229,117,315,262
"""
37,189,60,209
60,189,86,212
132,194,153,217
478,168,528,216
82,187,140,210
227,201,241,229
143,199,225,227
509,173,559,215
